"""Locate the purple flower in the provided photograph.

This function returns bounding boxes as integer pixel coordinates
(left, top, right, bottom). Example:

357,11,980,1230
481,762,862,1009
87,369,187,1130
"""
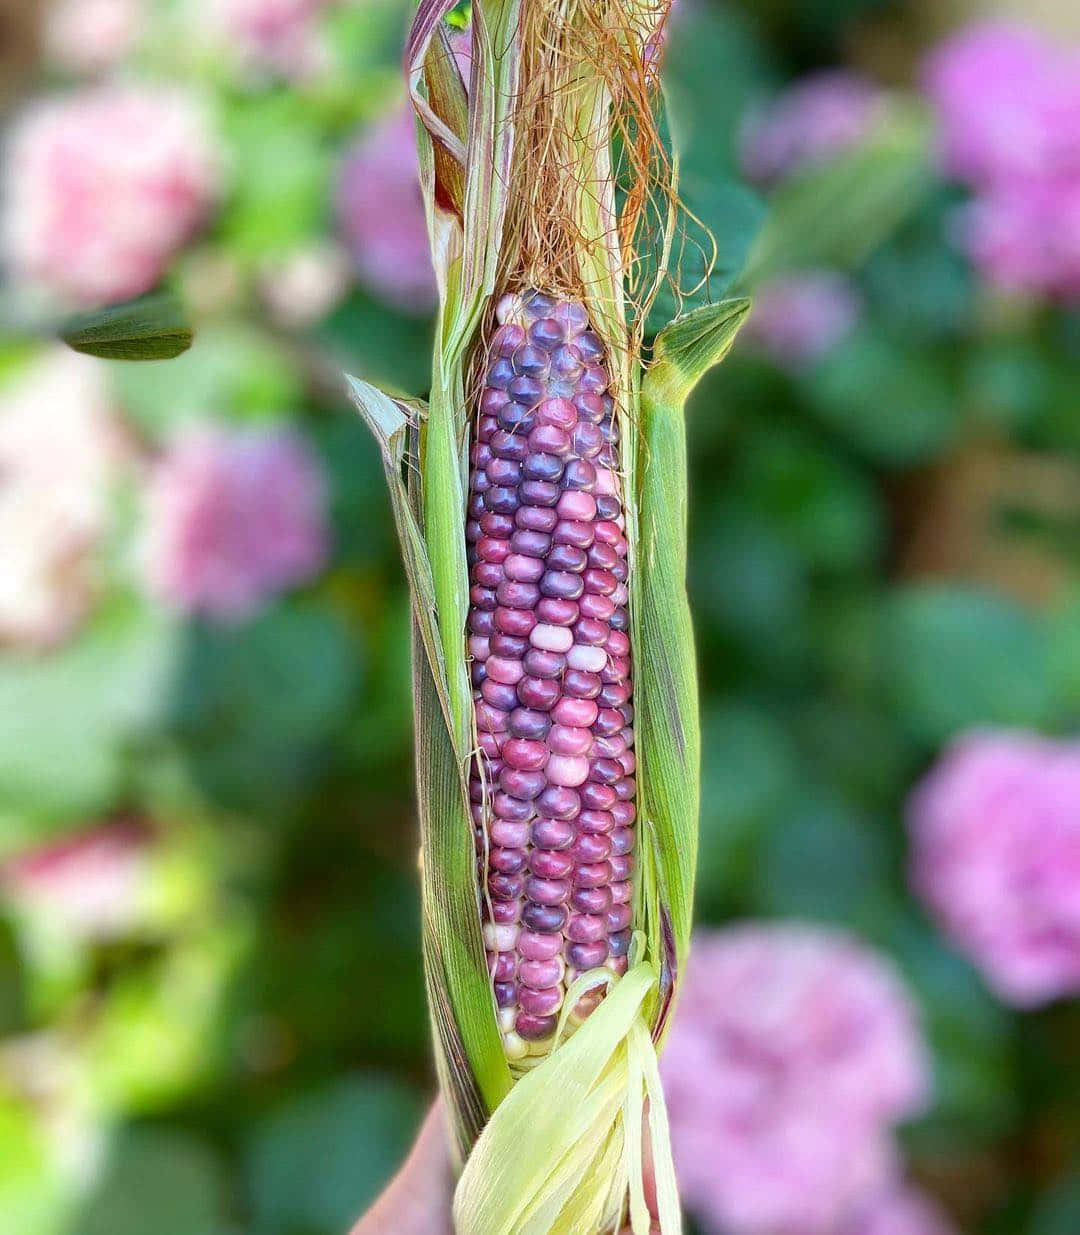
3,85,223,307
740,71,880,187
140,424,330,621
662,924,930,1235
923,22,1080,187
742,270,861,370
845,1187,957,1235
908,731,1080,1007
337,107,437,315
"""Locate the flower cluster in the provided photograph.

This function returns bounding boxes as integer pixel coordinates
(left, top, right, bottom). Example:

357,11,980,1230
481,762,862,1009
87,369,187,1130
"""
44,0,144,76
908,730,1080,1007
924,22,1080,299
3,84,223,306
337,107,437,315
846,1187,956,1235
662,924,930,1235
199,0,337,82
739,70,879,187
139,424,329,621
0,350,128,649
742,269,861,370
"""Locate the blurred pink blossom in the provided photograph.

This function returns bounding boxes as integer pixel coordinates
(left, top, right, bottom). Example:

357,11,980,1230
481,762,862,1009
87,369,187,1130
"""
140,424,330,621
846,1187,957,1235
923,22,1080,187
908,731,1080,1007
337,107,437,314
3,85,223,307
1,822,150,941
201,0,336,82
258,242,351,329
44,0,145,75
740,71,879,186
743,270,861,370
0,349,127,649
662,924,930,1235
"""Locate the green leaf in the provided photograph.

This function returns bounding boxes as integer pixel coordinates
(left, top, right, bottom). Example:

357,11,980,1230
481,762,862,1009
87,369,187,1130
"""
247,1075,423,1233
59,293,193,361
740,100,934,287
879,586,1053,746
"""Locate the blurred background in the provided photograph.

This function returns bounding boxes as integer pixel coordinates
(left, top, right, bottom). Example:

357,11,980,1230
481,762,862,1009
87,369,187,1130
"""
0,1,1078,1232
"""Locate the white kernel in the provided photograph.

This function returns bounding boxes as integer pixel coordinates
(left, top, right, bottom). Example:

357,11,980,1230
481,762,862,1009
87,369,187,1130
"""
497,1007,516,1033
484,922,520,951
502,1031,528,1061
567,643,606,673
530,623,574,653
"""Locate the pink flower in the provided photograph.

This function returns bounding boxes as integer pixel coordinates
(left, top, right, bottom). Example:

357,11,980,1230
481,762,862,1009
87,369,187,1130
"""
662,924,930,1235
140,424,329,621
923,22,1080,187
908,731,1080,1007
44,0,145,76
740,72,880,187
3,85,223,307
258,242,351,329
1,822,150,941
742,270,861,370
337,107,436,315
846,1187,957,1235
0,349,128,649
201,0,336,82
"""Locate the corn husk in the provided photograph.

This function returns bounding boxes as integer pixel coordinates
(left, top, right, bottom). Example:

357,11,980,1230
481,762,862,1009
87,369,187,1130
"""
350,3,749,1230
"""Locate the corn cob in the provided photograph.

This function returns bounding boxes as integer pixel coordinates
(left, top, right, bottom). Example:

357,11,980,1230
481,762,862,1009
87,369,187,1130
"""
467,289,635,1057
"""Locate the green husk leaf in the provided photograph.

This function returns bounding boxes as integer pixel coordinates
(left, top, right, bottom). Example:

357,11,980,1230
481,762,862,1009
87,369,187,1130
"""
634,299,751,1029
60,291,193,360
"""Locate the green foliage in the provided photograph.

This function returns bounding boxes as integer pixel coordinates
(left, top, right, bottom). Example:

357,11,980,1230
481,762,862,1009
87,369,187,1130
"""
60,293,194,362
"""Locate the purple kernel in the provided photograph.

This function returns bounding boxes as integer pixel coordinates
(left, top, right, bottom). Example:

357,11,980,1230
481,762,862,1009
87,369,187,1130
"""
584,567,617,596
488,457,522,486
494,980,517,1008
573,617,608,647
476,701,509,731
480,389,510,417
531,818,575,849
579,592,614,621
492,951,518,981
517,676,561,710
535,598,578,626
504,553,544,584
551,345,584,380
522,649,565,679
588,541,618,570
609,929,631,958
595,493,621,519
537,397,577,430
580,782,617,810
513,344,549,377
492,792,533,821
485,488,519,515
570,833,612,863
479,511,511,537
515,1011,558,1040
470,585,496,611
530,318,564,347
525,876,571,906
536,785,580,820
489,872,524,899
548,725,592,756
547,544,587,573
567,940,609,970
503,738,547,772
490,845,527,875
491,820,530,847
610,881,632,905
519,929,562,961
615,777,635,802
563,669,602,699
491,430,528,461
609,854,633,881
566,913,606,944
490,898,522,924
580,364,609,393
510,529,551,556
553,520,594,549
572,422,603,458
552,697,598,728
509,375,543,406
557,491,597,522
523,452,564,483
509,707,550,739
574,861,613,889
519,958,563,990
471,662,486,688
529,424,572,456
493,322,526,354
522,901,568,932
517,505,558,532
518,985,563,1017
499,767,546,800
520,480,560,507
606,903,633,933
488,357,515,389
590,757,622,785
574,330,604,360
540,570,584,601
494,606,536,637
486,655,524,686
496,579,540,608
575,392,605,422
572,885,612,913
563,458,597,490
530,848,574,879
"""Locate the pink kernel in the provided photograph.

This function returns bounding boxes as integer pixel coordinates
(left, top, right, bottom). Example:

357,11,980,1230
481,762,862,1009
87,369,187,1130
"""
546,754,590,787
530,623,574,653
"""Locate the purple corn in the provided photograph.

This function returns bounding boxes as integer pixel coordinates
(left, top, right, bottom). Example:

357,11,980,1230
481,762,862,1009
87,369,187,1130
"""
466,289,636,1060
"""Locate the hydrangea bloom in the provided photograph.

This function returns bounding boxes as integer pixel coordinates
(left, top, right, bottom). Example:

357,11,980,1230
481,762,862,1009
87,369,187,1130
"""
140,424,329,621
923,22,1080,187
258,242,351,329
1,823,150,941
662,924,930,1235
0,350,127,649
44,0,144,76
337,107,437,314
908,731,1080,1007
3,85,223,306
200,0,336,82
847,1187,957,1235
740,71,879,186
923,22,1080,300
742,270,861,370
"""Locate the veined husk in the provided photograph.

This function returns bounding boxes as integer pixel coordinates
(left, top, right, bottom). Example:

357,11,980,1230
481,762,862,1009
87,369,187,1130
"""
350,3,749,1231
